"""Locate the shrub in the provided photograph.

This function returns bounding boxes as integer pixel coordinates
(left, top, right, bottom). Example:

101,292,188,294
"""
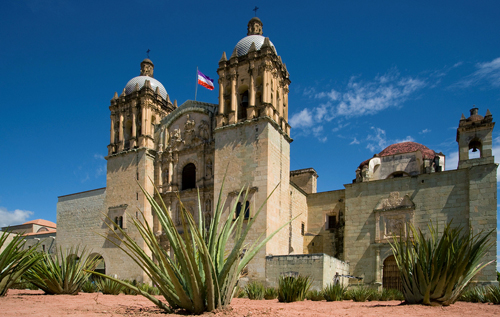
278,275,312,303
95,278,123,295
306,289,324,301
244,281,265,300
81,280,98,293
390,221,494,306
9,277,39,290
380,288,404,301
323,283,347,301
24,246,101,295
264,287,278,300
90,181,293,314
486,285,500,304
0,231,41,296
459,286,488,303
235,286,246,298
347,286,375,302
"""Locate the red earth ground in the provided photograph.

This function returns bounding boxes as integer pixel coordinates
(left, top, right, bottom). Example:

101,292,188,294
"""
1,289,499,316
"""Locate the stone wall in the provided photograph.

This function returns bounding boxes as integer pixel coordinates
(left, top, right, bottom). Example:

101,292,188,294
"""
265,253,350,290
344,163,498,287
305,189,345,259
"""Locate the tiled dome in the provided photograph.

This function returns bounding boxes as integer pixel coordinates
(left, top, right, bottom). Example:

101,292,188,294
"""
235,35,276,57
124,76,167,100
359,142,436,168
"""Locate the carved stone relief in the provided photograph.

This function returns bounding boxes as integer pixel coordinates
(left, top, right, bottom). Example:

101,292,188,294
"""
374,192,415,243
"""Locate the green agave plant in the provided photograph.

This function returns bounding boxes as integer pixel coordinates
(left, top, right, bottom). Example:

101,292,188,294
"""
0,231,41,296
95,277,123,295
277,275,312,303
91,180,295,314
390,221,494,306
245,281,265,300
323,282,347,301
25,246,102,295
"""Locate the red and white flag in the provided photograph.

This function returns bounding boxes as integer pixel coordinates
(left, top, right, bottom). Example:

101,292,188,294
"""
197,70,214,90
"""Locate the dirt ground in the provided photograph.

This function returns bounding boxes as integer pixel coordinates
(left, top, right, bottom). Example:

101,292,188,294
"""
2,289,500,317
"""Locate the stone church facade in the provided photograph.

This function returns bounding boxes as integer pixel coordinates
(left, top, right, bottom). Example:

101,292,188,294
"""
56,17,497,289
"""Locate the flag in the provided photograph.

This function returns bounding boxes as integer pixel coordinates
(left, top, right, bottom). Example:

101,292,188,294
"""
197,70,214,90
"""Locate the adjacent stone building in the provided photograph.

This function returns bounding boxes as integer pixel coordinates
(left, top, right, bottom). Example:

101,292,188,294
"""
56,17,497,289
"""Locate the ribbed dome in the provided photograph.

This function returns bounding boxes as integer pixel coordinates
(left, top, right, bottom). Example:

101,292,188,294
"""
235,35,276,57
124,76,167,100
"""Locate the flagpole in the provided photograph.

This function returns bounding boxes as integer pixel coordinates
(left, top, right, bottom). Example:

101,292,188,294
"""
195,66,198,101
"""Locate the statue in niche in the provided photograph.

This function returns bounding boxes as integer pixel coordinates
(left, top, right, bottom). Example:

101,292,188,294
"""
170,128,184,150
136,112,142,136
198,120,210,141
163,168,169,185
184,115,196,145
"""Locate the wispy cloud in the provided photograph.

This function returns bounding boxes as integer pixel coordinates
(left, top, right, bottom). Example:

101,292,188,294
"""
350,137,360,145
366,127,414,153
453,57,500,88
419,129,431,135
290,68,426,139
0,207,33,228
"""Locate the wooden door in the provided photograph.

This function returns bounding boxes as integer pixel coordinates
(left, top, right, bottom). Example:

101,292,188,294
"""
383,255,402,291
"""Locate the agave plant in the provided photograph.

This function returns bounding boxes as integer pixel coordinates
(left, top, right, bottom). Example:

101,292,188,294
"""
277,275,312,302
264,287,278,300
24,246,102,295
90,180,295,314
305,289,324,301
245,281,265,300
390,221,494,306
95,277,123,295
0,231,41,296
323,282,347,301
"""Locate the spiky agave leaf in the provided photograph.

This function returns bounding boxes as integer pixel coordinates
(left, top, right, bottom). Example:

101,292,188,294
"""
390,221,494,306
90,177,297,314
0,231,42,296
25,246,101,295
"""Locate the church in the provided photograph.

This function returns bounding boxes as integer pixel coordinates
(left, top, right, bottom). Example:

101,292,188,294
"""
56,17,497,290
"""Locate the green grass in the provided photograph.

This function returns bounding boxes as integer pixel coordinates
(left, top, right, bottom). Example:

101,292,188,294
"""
323,283,347,301
346,286,376,302
264,287,278,300
244,281,265,300
305,289,324,301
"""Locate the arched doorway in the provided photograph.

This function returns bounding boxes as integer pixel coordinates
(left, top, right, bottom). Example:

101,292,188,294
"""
89,253,106,275
182,163,196,190
383,255,402,291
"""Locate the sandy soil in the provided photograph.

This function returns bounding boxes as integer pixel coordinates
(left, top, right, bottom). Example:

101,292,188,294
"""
1,289,499,316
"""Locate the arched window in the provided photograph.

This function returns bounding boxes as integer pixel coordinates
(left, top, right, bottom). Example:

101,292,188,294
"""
238,90,249,121
182,163,196,190
468,138,482,159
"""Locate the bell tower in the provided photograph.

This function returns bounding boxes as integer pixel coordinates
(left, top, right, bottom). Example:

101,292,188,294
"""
215,17,291,134
108,59,174,156
456,107,495,169
104,59,174,282
213,18,299,282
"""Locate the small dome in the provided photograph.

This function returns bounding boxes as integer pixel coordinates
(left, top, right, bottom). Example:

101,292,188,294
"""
359,142,436,168
235,35,276,57
467,107,484,122
124,76,167,100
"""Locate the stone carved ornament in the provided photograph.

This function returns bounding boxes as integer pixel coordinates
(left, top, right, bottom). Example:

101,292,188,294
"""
374,192,414,211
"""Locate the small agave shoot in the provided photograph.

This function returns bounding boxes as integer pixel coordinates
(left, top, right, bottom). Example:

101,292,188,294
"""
0,231,42,296
390,221,494,306
91,180,295,314
25,246,102,295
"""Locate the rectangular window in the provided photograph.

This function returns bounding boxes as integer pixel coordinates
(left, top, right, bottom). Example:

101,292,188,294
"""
301,222,305,236
42,244,45,252
327,215,337,230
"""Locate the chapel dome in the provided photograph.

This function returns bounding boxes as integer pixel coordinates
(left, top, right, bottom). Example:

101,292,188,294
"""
359,141,436,168
124,76,168,100
234,17,277,57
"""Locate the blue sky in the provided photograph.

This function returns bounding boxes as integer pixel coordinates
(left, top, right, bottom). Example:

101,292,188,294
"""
1,1,499,268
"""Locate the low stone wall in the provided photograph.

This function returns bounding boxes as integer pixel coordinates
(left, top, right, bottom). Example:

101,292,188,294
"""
265,253,349,290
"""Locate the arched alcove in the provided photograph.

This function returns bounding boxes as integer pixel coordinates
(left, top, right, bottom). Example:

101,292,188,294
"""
182,163,196,190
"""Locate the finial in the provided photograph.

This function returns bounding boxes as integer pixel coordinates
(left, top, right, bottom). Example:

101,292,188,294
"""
146,49,150,59
155,86,160,95
174,100,178,108
166,93,170,103
113,92,119,99
230,47,238,59
262,37,271,48
461,113,466,120
134,83,139,92
248,42,257,53
120,88,126,97
219,51,227,62
485,109,492,117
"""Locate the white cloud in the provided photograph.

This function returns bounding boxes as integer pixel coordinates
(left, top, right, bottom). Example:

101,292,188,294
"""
454,57,500,88
0,207,33,228
365,127,414,153
289,108,313,129
419,129,431,134
350,137,360,145
312,126,327,142
292,69,426,136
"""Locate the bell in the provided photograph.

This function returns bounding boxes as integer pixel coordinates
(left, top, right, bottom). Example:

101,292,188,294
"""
472,147,478,153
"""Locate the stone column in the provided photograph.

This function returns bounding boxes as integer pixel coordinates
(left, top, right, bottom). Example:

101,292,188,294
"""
218,78,224,115
248,67,256,119
110,116,115,145
131,108,137,148
118,113,124,151
229,75,237,124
